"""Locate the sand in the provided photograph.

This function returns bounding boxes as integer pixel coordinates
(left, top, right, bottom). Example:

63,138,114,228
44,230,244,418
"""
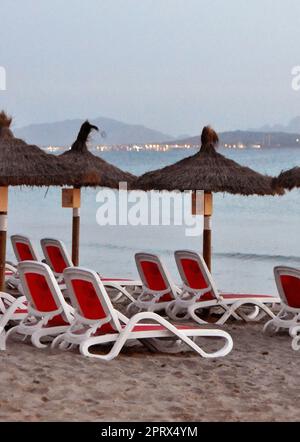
0,320,299,422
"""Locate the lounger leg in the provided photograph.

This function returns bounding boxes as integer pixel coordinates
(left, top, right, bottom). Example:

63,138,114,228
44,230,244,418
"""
188,303,235,325
290,326,300,351
166,301,190,321
233,301,275,323
4,324,22,348
31,331,49,349
0,330,6,350
79,337,127,361
51,334,66,349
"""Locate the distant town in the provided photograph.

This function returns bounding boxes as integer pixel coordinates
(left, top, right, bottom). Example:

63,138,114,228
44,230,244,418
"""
44,130,300,153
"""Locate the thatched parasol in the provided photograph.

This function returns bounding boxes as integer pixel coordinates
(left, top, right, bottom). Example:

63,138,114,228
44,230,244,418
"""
134,126,281,270
273,167,300,191
0,111,77,290
59,121,136,265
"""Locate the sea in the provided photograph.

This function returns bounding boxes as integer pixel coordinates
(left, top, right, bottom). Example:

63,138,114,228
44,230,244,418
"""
7,147,300,295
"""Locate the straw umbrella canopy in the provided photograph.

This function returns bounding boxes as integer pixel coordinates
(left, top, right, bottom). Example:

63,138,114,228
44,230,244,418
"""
273,167,300,191
59,121,136,265
134,126,280,270
0,111,78,290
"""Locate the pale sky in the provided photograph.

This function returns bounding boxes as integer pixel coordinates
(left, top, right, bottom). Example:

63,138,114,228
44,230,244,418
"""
1,0,300,136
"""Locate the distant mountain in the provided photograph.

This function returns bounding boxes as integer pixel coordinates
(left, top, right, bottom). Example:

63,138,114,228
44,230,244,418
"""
167,130,300,148
250,116,300,134
14,116,173,146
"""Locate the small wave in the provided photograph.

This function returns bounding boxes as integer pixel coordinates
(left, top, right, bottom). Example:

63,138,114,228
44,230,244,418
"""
83,242,300,263
216,252,300,263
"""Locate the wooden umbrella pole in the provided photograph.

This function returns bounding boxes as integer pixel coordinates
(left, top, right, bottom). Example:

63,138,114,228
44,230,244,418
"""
62,186,81,266
0,187,8,292
72,207,80,266
203,191,213,271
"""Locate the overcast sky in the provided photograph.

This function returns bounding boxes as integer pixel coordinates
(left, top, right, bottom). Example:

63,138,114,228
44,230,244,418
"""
1,0,300,136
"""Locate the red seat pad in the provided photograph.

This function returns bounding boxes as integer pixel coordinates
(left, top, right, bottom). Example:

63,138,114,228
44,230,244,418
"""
92,323,199,336
101,277,133,282
46,314,70,327
197,293,274,302
140,260,173,302
221,293,274,299
16,243,35,261
12,308,27,314
46,246,68,274
130,324,198,332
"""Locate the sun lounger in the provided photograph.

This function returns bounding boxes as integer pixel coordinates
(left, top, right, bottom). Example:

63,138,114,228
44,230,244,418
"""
127,252,185,317
11,235,40,263
6,261,74,349
52,266,233,359
40,237,140,302
7,235,41,292
263,266,300,350
166,250,279,324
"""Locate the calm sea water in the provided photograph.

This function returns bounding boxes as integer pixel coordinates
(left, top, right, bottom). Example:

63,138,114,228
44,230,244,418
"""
7,147,300,295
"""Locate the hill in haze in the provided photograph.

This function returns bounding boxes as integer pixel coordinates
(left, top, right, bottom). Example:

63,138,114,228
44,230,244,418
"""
167,130,300,148
15,116,173,146
250,116,300,134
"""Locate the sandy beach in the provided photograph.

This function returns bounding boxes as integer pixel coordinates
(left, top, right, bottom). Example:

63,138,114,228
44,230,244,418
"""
0,320,299,422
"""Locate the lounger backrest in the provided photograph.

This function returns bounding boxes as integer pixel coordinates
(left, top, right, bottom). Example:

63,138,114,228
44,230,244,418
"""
135,253,177,301
274,266,300,310
175,250,219,300
11,235,40,262
63,267,122,333
41,238,73,274
18,261,72,325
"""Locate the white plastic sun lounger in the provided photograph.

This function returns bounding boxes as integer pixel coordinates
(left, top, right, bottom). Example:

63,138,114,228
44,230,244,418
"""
6,261,74,349
263,266,300,350
165,250,279,325
51,266,233,360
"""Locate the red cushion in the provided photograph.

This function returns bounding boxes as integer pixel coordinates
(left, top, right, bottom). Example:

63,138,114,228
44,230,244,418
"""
71,279,115,333
140,260,172,302
46,246,68,274
180,258,214,300
24,273,69,326
25,273,58,312
280,275,300,308
16,243,35,261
